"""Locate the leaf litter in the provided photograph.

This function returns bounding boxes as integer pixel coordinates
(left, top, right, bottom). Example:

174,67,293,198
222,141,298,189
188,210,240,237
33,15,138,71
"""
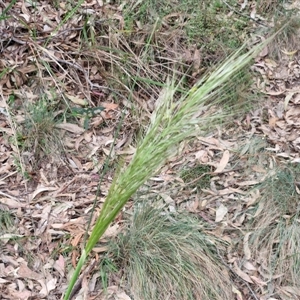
0,1,300,299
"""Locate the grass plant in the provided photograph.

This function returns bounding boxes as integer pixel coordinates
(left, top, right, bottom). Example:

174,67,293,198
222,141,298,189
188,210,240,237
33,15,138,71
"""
119,0,248,58
88,0,255,114
268,16,300,59
16,95,63,170
63,38,274,299
107,204,232,300
0,208,14,232
99,257,118,291
181,164,213,189
248,165,300,294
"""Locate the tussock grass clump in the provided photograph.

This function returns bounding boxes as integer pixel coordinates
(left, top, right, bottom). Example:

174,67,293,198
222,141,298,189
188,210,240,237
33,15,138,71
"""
86,0,253,114
17,95,63,169
249,165,300,290
268,16,300,59
108,204,233,300
181,164,213,189
118,0,248,60
0,208,15,233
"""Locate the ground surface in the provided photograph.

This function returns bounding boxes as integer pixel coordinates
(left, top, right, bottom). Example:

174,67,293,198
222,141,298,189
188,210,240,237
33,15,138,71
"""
1,1,300,300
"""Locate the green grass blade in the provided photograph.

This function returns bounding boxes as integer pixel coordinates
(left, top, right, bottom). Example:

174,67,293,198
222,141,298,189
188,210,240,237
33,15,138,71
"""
0,0,17,20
